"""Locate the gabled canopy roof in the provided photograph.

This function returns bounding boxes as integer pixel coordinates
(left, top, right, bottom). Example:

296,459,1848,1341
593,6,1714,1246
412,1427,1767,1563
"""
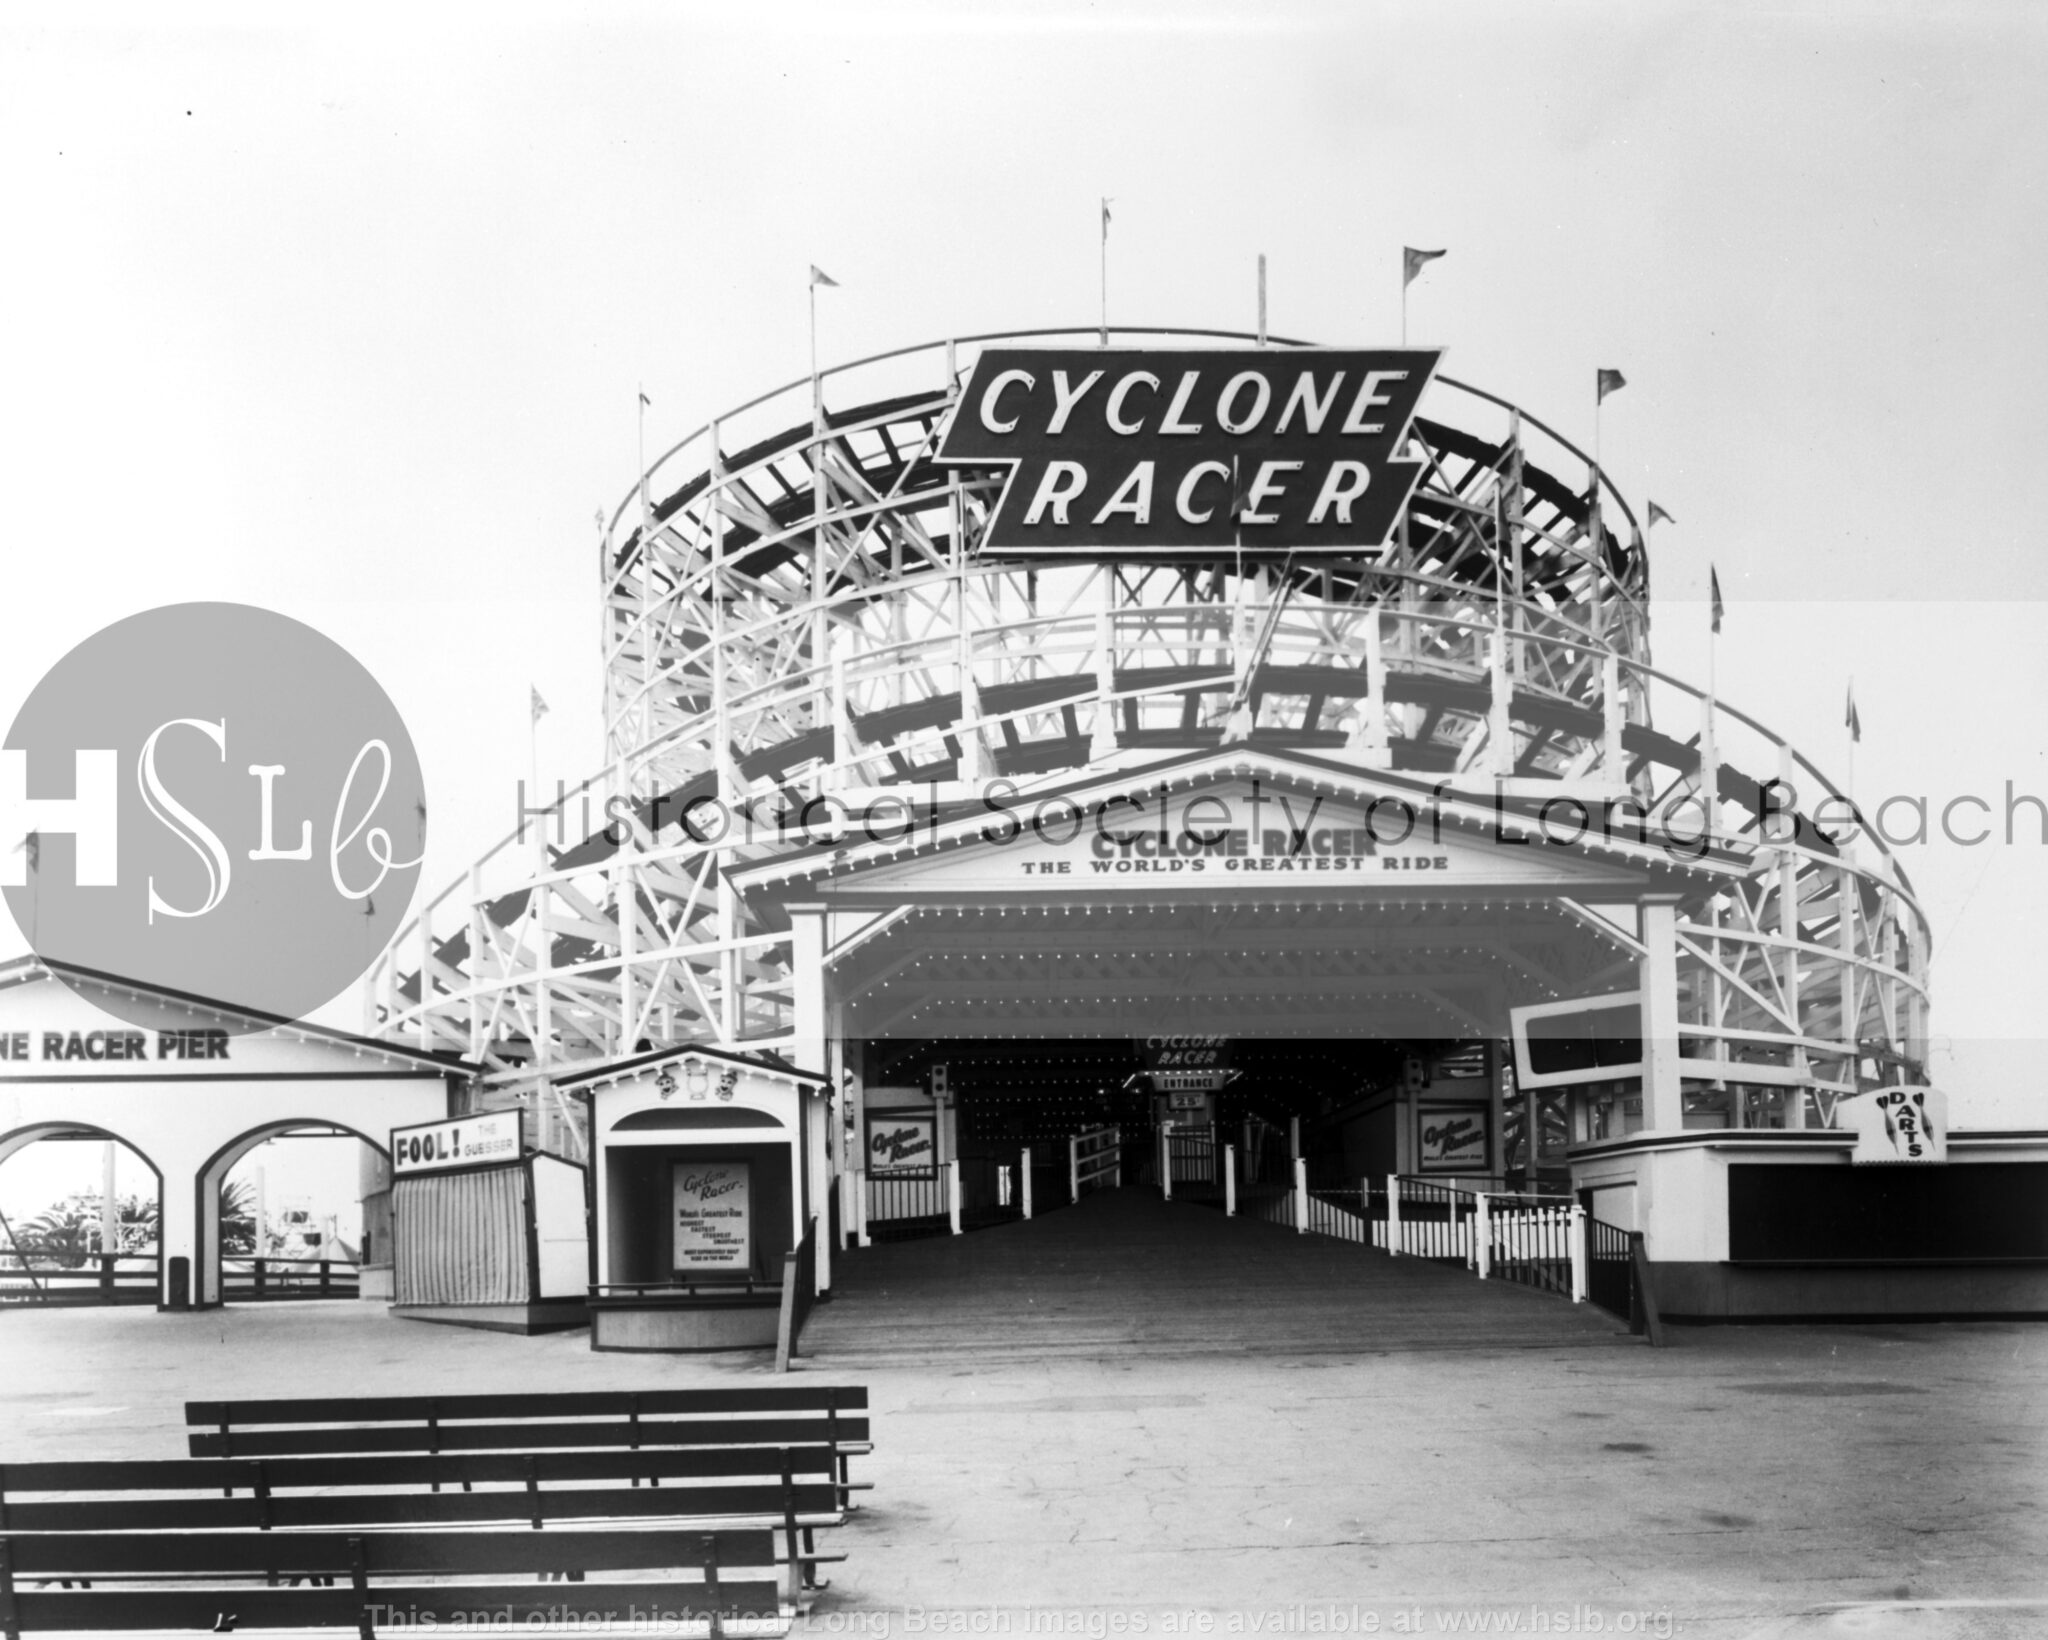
0,955,481,1080
726,745,1747,906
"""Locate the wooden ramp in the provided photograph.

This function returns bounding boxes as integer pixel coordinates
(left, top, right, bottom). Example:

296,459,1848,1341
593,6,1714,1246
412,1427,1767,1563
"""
807,1187,1631,1363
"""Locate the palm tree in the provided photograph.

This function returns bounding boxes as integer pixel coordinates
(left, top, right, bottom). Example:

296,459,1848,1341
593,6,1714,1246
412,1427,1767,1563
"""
217,1180,258,1255
7,1182,254,1262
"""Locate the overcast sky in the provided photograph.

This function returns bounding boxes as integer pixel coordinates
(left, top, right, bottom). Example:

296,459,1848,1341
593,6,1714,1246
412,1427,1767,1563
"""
3,2,2044,1131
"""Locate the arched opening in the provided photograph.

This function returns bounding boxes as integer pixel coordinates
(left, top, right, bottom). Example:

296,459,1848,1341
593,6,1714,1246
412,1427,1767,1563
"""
0,1123,164,1306
194,1121,392,1307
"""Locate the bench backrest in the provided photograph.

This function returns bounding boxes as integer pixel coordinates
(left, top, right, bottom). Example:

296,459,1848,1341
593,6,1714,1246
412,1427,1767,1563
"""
0,1449,843,1535
0,1528,779,1638
185,1388,869,1460
188,1388,867,1423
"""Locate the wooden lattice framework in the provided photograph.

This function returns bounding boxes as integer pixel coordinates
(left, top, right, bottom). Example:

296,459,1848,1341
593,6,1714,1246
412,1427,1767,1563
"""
367,328,1929,1144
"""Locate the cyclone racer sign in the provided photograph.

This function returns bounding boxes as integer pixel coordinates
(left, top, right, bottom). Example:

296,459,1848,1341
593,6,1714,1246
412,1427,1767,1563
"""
935,347,1441,553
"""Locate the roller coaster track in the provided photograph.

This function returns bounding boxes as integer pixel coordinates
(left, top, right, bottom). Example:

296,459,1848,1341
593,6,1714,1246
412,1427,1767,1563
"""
367,329,1927,1140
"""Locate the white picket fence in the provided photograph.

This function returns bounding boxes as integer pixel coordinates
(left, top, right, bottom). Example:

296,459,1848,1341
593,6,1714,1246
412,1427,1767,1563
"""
1185,1157,1589,1305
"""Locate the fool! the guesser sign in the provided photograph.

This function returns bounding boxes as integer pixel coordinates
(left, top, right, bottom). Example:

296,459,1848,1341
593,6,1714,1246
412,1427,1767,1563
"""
935,347,1441,553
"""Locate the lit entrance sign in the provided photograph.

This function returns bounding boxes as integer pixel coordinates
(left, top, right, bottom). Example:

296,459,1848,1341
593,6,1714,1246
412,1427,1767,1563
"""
936,347,1441,553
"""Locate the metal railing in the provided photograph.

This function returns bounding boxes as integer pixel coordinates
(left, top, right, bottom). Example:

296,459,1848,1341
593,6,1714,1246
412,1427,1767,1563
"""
1070,1125,1121,1200
1387,1175,1480,1262
0,1253,159,1306
220,1257,360,1302
859,1163,952,1243
1300,1180,1381,1247
1477,1200,1581,1299
1583,1213,1637,1323
956,1151,1031,1231
1158,1122,1225,1207
1235,1117,1293,1217
842,1146,1056,1249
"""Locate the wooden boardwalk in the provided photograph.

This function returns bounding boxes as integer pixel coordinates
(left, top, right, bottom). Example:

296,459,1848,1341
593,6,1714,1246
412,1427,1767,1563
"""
808,1186,1632,1363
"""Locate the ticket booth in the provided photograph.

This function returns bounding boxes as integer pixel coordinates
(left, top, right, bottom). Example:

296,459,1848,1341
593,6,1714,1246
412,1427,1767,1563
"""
388,1111,590,1334
558,1045,831,1353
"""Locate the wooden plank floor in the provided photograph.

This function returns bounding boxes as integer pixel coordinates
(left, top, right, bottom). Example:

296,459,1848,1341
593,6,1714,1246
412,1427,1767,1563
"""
808,1186,1633,1363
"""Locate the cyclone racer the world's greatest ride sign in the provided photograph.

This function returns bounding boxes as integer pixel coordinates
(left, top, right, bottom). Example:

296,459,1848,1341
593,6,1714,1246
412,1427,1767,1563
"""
935,347,1441,553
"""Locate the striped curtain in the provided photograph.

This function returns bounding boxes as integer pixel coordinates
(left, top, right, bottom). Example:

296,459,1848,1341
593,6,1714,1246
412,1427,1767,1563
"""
393,1169,529,1305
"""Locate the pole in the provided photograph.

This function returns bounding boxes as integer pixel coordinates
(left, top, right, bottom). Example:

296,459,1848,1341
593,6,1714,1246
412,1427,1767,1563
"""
1256,254,1267,346
1845,680,1858,853
1099,197,1109,347
100,1141,117,1257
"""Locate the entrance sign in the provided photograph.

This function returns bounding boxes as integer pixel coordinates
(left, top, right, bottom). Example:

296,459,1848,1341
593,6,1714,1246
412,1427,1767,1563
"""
1845,1086,1947,1164
936,348,1441,553
867,1110,936,1171
1154,1071,1233,1095
391,1112,522,1176
1418,1105,1489,1170
672,1160,753,1273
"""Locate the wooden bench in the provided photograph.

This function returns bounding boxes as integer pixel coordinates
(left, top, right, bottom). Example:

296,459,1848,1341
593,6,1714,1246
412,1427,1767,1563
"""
187,1389,871,1492
0,1449,851,1603
0,1526,783,1637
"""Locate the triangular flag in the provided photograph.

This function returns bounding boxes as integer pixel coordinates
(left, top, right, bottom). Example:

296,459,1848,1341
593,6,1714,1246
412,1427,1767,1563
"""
1402,247,1446,289
13,830,38,872
809,265,839,288
638,390,651,408
1710,566,1724,635
530,686,550,725
1647,500,1675,528
1101,197,1112,236
1596,368,1627,403
1845,682,1861,744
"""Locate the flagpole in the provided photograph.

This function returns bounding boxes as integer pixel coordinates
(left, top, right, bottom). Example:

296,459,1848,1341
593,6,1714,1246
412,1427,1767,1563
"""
1257,254,1266,346
1099,198,1109,348
637,385,649,535
1846,680,1857,841
809,280,819,409
528,699,540,859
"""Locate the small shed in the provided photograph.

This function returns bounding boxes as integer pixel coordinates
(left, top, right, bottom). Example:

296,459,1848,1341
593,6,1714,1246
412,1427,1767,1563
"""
388,1110,589,1334
557,1045,832,1352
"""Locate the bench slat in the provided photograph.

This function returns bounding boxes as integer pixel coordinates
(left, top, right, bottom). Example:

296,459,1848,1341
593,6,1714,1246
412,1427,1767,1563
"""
186,1388,866,1425
4,1482,845,1534
2,1446,840,1494
8,1580,783,1631
188,1416,869,1459
2,1527,775,1577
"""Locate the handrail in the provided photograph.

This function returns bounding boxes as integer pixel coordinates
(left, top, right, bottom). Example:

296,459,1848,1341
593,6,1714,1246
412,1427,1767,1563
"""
1070,1124,1122,1199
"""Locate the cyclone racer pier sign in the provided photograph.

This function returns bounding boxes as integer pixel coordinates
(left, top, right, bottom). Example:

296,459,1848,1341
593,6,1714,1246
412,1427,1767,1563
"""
935,347,1442,553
